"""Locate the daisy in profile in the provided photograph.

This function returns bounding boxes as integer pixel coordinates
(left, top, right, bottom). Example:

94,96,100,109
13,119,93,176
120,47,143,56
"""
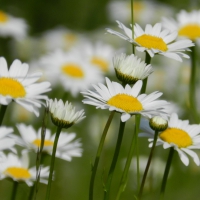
14,124,82,161
0,57,51,116
0,10,27,40
0,152,49,186
106,21,194,61
0,126,16,152
39,49,103,97
113,53,153,84
82,77,169,122
140,113,200,166
162,10,200,41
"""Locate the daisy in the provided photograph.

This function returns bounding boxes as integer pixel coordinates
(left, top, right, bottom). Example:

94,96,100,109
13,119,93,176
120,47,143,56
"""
0,57,51,117
0,152,49,186
162,10,200,41
48,99,85,129
82,77,169,122
140,113,200,166
14,124,82,161
0,126,16,152
106,21,194,61
39,49,103,97
0,10,27,40
113,53,153,84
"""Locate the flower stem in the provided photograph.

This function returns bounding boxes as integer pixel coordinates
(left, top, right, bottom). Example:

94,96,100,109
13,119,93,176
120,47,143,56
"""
45,126,62,200
138,130,159,199
141,52,151,94
104,120,126,200
131,0,135,54
116,115,140,200
0,105,7,126
189,45,199,123
11,181,18,200
160,147,174,199
89,111,115,200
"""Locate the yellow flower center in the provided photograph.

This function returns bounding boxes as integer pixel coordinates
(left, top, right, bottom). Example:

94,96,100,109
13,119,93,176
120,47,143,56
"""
91,57,109,72
64,33,77,43
0,11,8,23
107,94,143,112
32,139,54,147
159,128,192,148
135,34,168,51
4,167,31,179
0,77,26,98
61,64,84,78
178,24,200,40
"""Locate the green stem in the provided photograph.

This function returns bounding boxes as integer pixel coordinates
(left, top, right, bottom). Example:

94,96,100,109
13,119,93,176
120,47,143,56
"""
116,115,140,200
189,45,199,123
138,130,159,199
141,52,151,94
89,111,115,200
160,148,174,200
131,0,135,54
0,105,7,126
104,120,126,200
11,181,18,200
45,126,62,200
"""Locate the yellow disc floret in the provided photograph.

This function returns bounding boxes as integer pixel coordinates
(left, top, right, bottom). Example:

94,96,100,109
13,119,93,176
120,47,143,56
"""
91,57,109,72
61,64,84,78
32,139,54,147
159,128,192,148
178,24,200,40
135,34,168,51
107,94,143,112
0,77,26,98
4,167,31,179
0,11,8,23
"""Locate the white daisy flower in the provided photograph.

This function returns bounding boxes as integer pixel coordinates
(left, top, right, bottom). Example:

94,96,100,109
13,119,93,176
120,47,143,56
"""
162,10,200,41
0,152,49,186
0,57,51,117
140,113,200,166
48,99,85,129
14,124,82,161
39,49,103,97
0,126,16,152
82,77,169,122
0,10,28,40
106,21,194,61
113,53,153,84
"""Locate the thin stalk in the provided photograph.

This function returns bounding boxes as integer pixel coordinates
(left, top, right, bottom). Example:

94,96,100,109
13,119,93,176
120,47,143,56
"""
89,111,115,200
104,121,126,200
131,0,135,54
138,130,159,199
45,126,62,200
11,181,18,200
189,45,199,123
116,115,140,200
141,52,151,94
0,105,7,126
160,148,174,200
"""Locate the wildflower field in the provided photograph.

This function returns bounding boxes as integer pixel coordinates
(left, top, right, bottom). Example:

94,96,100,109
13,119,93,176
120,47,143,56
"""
1,0,200,200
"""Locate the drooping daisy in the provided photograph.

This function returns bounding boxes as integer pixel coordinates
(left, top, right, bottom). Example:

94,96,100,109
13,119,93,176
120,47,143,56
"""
162,10,200,41
0,126,16,152
39,49,103,97
113,53,153,84
0,57,51,116
0,10,27,40
140,113,200,166
106,21,194,61
14,124,82,161
0,152,49,186
48,99,85,129
82,77,169,122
